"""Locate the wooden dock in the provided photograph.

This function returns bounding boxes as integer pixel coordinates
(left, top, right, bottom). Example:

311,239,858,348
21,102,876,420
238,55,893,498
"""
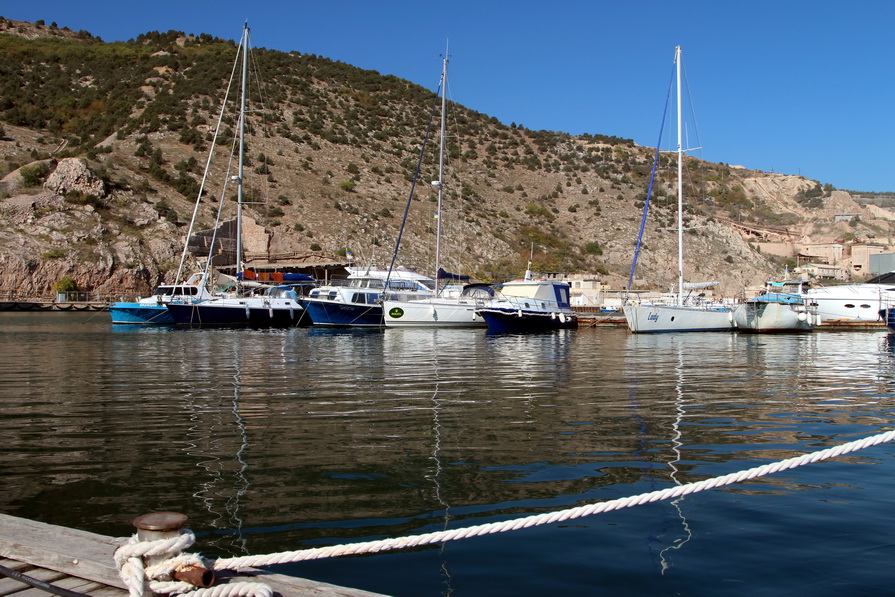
0,513,387,597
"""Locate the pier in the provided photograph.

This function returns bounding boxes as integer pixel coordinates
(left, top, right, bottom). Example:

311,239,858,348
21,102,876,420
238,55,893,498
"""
0,513,386,597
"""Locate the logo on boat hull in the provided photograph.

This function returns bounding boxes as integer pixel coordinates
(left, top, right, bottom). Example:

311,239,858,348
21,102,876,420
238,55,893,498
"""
388,307,404,319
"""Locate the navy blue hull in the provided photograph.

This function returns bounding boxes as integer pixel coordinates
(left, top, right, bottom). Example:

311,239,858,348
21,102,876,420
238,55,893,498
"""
304,301,384,327
166,303,309,328
479,309,577,334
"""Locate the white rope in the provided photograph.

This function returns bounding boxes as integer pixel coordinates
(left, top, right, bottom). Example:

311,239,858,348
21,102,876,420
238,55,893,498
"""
213,428,895,569
114,528,272,597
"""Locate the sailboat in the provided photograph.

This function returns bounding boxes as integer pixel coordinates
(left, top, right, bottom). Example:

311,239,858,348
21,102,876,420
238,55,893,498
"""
165,24,307,328
382,50,494,328
622,46,734,334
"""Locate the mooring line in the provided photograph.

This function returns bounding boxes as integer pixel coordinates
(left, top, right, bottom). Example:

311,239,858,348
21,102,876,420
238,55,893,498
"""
210,428,895,570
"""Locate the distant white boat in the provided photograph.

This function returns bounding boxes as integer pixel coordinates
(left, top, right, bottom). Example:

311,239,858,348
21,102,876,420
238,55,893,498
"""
733,279,817,333
805,272,895,323
622,46,733,334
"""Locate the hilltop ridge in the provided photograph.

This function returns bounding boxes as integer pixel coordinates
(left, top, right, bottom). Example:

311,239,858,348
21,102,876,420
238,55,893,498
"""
0,20,891,297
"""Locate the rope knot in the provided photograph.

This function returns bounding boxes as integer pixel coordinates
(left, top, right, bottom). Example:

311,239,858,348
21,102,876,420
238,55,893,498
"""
114,528,270,597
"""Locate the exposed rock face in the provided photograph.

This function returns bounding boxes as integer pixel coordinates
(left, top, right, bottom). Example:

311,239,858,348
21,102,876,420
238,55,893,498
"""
44,158,106,198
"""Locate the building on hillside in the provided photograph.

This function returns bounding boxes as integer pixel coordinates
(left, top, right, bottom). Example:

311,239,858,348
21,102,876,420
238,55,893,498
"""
797,243,843,266
795,263,846,281
849,244,886,274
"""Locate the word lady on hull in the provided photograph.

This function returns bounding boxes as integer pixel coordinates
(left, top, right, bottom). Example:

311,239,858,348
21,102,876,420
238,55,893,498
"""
622,45,733,334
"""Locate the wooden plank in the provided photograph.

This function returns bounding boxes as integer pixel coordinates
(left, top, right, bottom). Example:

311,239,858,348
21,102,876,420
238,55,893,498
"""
0,514,125,590
0,515,389,596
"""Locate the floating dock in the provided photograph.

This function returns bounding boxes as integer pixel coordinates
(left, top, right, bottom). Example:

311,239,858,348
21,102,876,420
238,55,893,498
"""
0,513,386,597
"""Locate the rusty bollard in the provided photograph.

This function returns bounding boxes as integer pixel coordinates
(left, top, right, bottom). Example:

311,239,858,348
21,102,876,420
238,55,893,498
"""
132,512,215,590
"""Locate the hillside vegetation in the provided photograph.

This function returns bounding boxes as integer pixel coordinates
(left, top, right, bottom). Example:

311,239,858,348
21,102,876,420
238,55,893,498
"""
0,18,890,297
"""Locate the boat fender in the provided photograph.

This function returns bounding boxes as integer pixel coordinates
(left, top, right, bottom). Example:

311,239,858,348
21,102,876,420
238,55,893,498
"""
559,313,566,324
289,307,294,319
269,307,274,318
517,309,523,318
245,306,251,320
797,312,807,321
551,312,556,319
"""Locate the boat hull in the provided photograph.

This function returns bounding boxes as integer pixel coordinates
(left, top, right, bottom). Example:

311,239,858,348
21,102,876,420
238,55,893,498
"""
733,302,814,333
383,298,486,328
477,308,577,334
623,303,733,333
109,302,175,325
304,300,384,327
166,301,308,328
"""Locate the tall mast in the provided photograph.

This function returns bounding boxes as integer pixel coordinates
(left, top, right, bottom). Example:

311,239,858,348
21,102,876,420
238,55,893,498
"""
433,46,448,296
675,45,684,306
235,24,249,281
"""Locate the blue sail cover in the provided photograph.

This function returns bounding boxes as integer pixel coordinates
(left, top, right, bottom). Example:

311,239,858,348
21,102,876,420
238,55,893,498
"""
437,267,470,281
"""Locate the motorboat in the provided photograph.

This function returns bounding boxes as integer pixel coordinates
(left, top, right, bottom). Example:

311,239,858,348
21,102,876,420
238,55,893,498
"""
109,273,214,325
733,279,817,333
476,276,577,334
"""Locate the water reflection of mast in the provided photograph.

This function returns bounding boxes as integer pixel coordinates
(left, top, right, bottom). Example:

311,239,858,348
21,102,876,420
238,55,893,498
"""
658,339,692,573
189,345,251,555
429,343,454,596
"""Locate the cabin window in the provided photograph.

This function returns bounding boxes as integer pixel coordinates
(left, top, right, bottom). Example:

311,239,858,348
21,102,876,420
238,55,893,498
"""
861,304,872,309
844,304,855,309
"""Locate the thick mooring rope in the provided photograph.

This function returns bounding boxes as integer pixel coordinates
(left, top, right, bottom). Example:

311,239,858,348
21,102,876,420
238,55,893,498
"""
215,429,895,569
115,429,895,594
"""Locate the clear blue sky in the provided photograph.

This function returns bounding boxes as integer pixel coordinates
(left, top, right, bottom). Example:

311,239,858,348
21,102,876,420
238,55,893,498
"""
6,1,894,192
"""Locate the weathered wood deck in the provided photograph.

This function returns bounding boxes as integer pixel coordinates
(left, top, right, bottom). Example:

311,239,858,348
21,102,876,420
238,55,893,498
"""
0,513,387,597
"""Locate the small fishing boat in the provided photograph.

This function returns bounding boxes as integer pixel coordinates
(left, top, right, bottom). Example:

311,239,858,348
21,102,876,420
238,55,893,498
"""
475,273,577,334
109,273,215,325
733,279,817,333
304,266,435,327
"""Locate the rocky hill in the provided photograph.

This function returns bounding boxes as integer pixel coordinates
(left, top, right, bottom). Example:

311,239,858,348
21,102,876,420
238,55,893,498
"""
0,19,891,297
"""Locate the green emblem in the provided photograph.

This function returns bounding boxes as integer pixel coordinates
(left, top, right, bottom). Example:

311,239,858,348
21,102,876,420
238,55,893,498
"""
389,307,404,318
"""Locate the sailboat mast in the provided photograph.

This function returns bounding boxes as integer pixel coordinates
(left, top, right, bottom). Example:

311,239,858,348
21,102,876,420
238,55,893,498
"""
434,48,448,296
235,24,249,280
675,45,684,306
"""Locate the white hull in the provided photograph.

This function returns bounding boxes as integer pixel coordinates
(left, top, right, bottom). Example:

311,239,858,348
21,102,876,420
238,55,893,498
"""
732,302,814,332
383,297,486,327
623,303,733,333
805,284,891,322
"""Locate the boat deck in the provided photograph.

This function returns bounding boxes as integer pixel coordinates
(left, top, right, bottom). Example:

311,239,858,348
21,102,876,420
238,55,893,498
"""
0,513,386,597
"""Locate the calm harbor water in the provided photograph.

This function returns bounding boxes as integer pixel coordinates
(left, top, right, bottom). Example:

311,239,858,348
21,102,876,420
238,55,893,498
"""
2,312,895,596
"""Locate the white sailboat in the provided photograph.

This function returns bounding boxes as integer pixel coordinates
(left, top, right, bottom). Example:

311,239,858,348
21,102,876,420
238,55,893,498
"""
166,24,306,328
383,49,492,328
623,46,733,334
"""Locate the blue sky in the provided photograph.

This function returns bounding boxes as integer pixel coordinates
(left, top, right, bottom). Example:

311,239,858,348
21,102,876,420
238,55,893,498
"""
6,1,894,192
